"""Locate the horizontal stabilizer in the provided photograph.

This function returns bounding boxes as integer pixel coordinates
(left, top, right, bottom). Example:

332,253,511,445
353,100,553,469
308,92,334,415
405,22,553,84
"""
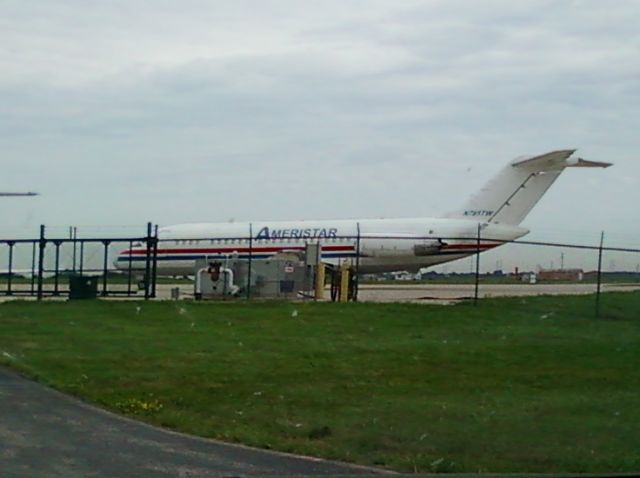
511,150,612,170
566,158,613,168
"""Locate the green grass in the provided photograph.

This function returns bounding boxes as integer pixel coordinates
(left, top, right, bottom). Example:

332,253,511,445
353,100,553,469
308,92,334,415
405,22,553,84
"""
1,294,639,473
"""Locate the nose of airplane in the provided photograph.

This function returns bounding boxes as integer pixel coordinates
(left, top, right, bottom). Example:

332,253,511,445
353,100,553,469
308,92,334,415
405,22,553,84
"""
113,249,130,270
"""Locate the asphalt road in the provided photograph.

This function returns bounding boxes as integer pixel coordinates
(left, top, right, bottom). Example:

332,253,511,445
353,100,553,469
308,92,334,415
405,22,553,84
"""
0,367,386,478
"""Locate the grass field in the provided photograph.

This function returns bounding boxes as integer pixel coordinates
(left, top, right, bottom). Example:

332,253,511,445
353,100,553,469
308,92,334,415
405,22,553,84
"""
1,293,639,473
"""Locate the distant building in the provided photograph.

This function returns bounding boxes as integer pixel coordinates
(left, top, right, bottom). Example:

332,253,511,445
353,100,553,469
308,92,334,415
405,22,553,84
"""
391,271,419,281
538,269,584,281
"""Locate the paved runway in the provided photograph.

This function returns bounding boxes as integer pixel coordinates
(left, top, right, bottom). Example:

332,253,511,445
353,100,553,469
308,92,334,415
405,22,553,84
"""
355,282,640,303
150,282,639,303
0,368,386,478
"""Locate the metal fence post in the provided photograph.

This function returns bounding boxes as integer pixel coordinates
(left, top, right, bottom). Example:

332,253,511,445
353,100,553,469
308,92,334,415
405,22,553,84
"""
247,223,253,300
126,240,133,296
101,240,111,296
71,226,77,272
7,242,14,296
151,225,159,298
30,241,36,294
596,231,605,318
79,241,84,275
53,240,62,296
36,225,46,300
354,222,361,302
144,222,152,300
474,223,481,305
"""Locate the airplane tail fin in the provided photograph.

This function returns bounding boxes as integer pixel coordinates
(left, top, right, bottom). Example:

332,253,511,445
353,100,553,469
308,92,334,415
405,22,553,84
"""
446,150,612,225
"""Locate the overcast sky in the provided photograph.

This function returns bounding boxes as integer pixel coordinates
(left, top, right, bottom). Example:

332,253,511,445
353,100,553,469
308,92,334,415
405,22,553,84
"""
1,0,638,263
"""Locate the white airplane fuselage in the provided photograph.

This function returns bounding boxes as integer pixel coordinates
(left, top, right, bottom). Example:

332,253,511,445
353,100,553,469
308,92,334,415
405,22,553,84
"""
116,218,528,276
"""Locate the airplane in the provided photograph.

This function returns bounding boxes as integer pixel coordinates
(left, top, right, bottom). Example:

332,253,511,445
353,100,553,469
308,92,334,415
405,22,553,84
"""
115,150,611,276
0,192,38,197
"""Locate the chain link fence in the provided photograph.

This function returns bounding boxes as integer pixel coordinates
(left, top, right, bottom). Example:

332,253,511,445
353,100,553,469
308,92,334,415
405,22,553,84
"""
0,223,638,317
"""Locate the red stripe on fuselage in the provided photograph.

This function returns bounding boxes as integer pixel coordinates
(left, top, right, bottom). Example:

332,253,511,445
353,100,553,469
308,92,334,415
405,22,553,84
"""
122,244,356,255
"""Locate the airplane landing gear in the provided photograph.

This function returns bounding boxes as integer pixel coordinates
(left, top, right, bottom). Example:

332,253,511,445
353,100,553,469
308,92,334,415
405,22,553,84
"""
329,265,357,302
